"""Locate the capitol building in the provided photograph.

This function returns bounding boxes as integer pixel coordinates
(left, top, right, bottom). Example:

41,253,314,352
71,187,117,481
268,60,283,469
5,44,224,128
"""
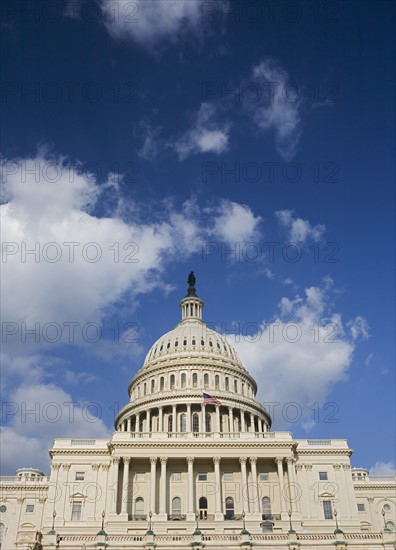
1,275,395,550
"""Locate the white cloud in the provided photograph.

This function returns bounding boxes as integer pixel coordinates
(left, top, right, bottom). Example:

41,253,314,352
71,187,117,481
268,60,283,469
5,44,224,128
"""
171,103,230,160
1,382,110,474
250,59,302,160
230,282,362,428
275,209,326,243
100,0,203,49
348,315,370,341
208,200,262,245
369,462,396,476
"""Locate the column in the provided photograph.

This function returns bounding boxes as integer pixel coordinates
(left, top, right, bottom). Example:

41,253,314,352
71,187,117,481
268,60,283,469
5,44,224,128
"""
187,457,195,518
172,405,177,433
240,457,249,513
215,405,220,433
110,457,120,514
160,457,168,515
150,457,157,514
213,456,222,519
127,417,131,432
275,457,286,514
187,403,192,432
241,411,246,432
146,409,151,433
250,413,255,432
201,403,206,433
229,407,234,433
121,457,130,515
159,407,163,432
286,457,298,514
135,413,140,433
333,464,345,518
258,418,263,433
250,457,260,513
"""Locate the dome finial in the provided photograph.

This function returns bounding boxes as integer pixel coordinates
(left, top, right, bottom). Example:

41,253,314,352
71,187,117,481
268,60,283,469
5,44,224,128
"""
187,271,197,297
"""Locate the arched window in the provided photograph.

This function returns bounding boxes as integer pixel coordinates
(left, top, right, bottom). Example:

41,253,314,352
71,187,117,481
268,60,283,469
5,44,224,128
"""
225,377,229,391
135,497,144,518
170,374,175,390
192,413,199,432
241,383,244,395
180,413,187,432
262,497,271,519
386,521,395,532
168,414,173,432
204,373,209,389
181,373,186,389
205,413,211,433
192,373,198,388
160,377,164,391
151,379,155,393
143,382,147,395
172,497,181,518
0,523,5,546
234,379,238,393
225,497,234,519
199,496,208,520
215,375,220,390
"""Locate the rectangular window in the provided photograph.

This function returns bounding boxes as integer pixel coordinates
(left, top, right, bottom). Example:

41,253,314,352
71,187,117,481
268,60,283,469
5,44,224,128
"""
319,472,328,481
172,472,181,481
323,500,333,519
75,472,85,481
223,473,233,481
198,473,207,481
135,473,145,481
357,503,365,512
26,504,34,512
71,501,82,521
259,473,269,481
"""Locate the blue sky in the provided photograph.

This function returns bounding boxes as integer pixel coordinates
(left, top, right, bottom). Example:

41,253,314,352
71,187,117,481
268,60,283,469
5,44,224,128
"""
1,0,395,475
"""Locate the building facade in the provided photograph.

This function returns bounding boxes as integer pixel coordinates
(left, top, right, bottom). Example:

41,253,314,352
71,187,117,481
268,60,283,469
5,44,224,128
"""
1,278,395,549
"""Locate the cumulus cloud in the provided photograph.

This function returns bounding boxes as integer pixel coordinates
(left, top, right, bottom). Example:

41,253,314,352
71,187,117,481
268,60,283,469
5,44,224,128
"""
207,200,262,245
171,103,230,160
275,209,326,243
250,59,302,160
100,0,203,49
369,462,396,476
230,281,366,428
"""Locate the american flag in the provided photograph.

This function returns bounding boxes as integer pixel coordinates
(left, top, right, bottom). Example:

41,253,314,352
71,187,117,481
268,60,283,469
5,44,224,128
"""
203,393,220,405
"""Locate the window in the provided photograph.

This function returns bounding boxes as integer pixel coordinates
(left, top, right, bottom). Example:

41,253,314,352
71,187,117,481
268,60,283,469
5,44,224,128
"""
0,523,5,546
181,373,186,389
192,413,199,432
262,497,271,518
172,472,181,482
259,473,269,481
241,383,244,395
199,496,208,519
386,521,395,532
225,496,234,519
319,472,328,481
0,507,6,513
143,382,147,395
170,374,175,390
383,504,391,512
224,473,233,481
172,497,181,517
135,473,145,481
75,472,85,481
225,377,229,391
151,379,155,393
323,500,333,519
357,504,365,512
192,373,198,388
198,473,207,481
234,379,238,393
205,413,211,432
168,414,173,432
204,373,209,389
135,497,144,518
71,501,82,521
160,377,164,391
26,504,34,513
180,413,187,432
215,375,219,390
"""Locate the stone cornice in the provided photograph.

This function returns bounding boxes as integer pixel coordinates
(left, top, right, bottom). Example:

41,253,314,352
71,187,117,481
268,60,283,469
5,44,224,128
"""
296,449,353,456
108,441,294,450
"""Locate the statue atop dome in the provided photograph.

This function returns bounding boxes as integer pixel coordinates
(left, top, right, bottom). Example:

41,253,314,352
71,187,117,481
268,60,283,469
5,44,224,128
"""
187,271,197,296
